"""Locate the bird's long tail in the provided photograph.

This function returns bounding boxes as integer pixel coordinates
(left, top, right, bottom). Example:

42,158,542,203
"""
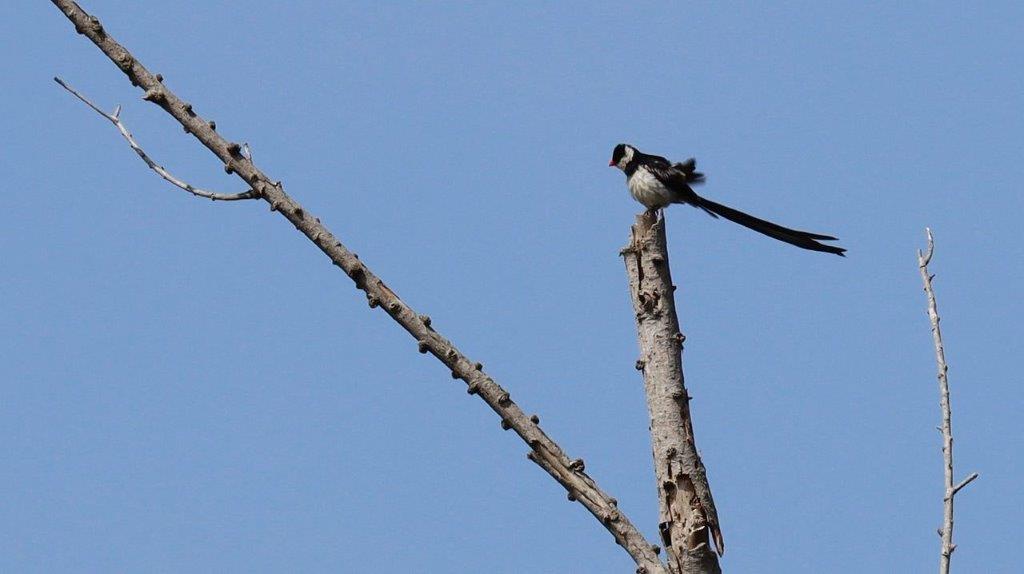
686,194,846,256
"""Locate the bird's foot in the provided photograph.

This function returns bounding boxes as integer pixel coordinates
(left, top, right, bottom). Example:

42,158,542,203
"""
643,208,665,226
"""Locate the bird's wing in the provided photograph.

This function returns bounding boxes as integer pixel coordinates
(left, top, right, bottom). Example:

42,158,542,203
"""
645,162,717,216
645,162,693,191
642,152,673,167
672,158,705,184
674,158,696,172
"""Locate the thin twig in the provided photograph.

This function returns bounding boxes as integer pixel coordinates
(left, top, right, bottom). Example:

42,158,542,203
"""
917,227,978,574
951,472,979,497
54,77,255,202
49,2,667,572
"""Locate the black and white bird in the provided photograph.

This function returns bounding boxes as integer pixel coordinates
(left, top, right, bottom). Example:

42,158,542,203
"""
609,144,845,256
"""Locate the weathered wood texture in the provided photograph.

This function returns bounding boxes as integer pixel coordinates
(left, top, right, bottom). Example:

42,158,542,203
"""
623,213,722,574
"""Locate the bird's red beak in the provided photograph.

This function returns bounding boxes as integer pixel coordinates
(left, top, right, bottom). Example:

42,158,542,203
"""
608,159,615,167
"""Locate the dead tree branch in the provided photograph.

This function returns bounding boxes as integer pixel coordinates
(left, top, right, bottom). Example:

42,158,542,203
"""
49,1,667,572
623,212,722,574
917,227,978,574
54,77,255,202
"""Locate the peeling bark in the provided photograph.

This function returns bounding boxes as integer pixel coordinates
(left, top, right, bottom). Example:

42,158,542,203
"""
623,213,722,574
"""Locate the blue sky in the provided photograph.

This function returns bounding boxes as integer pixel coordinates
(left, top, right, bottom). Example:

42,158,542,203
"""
3,2,1022,572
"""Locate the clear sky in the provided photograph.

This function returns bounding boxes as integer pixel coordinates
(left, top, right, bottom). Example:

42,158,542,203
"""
3,2,1022,572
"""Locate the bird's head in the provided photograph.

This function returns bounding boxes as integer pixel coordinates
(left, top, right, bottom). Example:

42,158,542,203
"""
609,143,636,171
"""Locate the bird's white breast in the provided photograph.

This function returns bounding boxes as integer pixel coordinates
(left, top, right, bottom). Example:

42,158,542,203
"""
628,166,673,209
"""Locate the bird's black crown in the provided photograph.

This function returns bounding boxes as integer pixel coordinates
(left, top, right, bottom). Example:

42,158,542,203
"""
610,143,628,166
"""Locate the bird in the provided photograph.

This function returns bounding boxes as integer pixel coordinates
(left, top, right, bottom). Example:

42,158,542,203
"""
609,143,846,256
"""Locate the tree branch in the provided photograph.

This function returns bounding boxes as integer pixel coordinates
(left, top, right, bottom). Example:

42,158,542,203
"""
917,227,978,574
49,1,666,572
54,77,255,202
623,212,722,574
951,472,979,498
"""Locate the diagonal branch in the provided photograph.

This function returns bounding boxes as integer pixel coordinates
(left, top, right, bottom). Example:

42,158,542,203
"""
54,76,255,202
917,227,978,574
622,212,722,574
951,472,979,498
49,2,667,572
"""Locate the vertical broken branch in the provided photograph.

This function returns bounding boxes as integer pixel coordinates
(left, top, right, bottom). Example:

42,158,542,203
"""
917,228,978,574
49,1,668,572
623,213,722,574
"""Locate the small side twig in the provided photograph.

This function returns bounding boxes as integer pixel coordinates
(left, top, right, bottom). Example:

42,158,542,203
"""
54,77,255,202
917,227,978,574
951,472,979,498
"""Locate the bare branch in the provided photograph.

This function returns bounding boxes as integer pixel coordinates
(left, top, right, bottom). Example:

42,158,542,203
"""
951,472,979,497
917,228,978,574
917,227,935,267
54,76,255,202
623,212,722,574
49,2,666,571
